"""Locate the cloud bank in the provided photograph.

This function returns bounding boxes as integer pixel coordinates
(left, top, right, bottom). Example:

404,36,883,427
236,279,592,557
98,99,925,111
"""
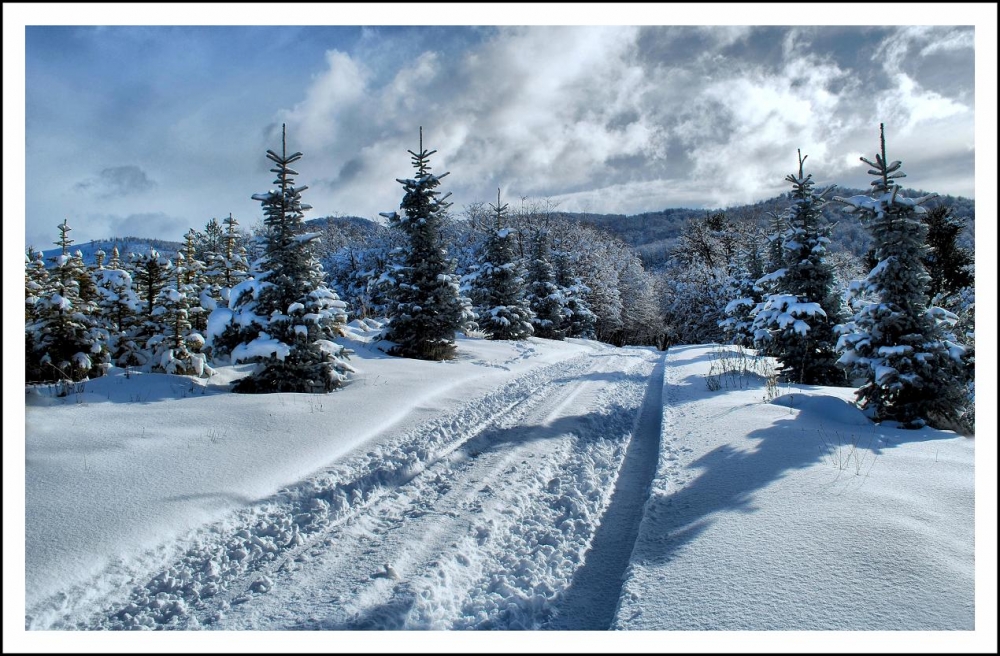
22,23,980,248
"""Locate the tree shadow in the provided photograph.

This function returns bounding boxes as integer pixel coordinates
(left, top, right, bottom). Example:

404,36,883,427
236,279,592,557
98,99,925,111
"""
634,390,966,578
546,357,665,630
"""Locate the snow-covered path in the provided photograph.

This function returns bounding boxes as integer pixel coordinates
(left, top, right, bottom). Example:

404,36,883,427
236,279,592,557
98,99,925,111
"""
546,356,664,630
54,345,661,630
20,337,981,639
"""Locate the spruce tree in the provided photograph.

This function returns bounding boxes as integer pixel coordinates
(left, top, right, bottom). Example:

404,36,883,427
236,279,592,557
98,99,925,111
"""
834,124,969,430
752,150,844,384
93,246,141,367
129,250,170,368
380,127,470,360
27,220,108,382
181,229,209,333
141,255,204,376
230,124,351,393
553,246,596,339
220,213,250,300
25,251,47,381
921,206,974,300
470,189,534,340
526,230,566,340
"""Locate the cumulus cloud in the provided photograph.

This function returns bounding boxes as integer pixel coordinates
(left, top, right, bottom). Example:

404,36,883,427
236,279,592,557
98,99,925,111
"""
74,165,156,199
268,25,974,219
24,24,978,246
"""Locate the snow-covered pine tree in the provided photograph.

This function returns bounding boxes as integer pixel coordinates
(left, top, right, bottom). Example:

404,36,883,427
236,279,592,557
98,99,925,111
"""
27,220,108,383
128,249,171,368
834,124,970,430
752,150,844,385
230,124,351,393
721,265,762,348
921,205,974,301
181,229,209,334
470,189,534,340
146,255,213,377
526,229,566,340
220,213,250,300
25,250,47,381
380,127,471,360
93,246,141,367
553,246,596,339
721,215,774,348
196,217,225,262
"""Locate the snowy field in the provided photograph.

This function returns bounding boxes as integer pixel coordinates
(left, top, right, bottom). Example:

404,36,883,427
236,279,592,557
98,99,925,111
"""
9,324,995,652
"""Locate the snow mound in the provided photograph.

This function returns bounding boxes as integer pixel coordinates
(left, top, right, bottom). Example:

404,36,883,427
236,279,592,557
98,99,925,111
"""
770,393,870,426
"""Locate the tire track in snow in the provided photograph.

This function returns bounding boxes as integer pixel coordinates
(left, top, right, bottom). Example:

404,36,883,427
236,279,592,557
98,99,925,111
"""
223,349,655,630
546,353,665,630
74,352,597,630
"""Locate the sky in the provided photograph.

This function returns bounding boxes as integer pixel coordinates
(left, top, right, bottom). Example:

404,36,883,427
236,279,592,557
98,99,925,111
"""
6,4,996,251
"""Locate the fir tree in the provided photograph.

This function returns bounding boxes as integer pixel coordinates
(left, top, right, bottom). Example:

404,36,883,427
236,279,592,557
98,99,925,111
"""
834,124,970,430
148,256,212,377
752,150,845,385
221,213,250,298
526,230,566,340
380,127,471,360
921,206,974,300
230,124,351,393
27,220,108,382
25,251,48,381
178,233,209,334
553,246,596,339
470,189,534,340
128,250,170,368
93,246,141,367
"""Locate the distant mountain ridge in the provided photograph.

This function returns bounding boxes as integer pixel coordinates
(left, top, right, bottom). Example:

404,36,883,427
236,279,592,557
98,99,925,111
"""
35,189,973,269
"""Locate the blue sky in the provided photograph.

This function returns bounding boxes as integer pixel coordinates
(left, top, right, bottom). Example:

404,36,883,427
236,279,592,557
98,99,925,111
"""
7,4,996,250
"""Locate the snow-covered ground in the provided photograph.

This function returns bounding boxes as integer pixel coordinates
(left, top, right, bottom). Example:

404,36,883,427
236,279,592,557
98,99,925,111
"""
8,325,996,652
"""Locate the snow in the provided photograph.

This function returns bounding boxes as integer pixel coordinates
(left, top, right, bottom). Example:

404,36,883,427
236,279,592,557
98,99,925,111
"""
10,332,995,651
230,334,291,363
616,345,977,631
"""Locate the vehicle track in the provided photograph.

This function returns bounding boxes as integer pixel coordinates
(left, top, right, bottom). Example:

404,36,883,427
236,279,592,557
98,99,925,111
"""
73,346,659,631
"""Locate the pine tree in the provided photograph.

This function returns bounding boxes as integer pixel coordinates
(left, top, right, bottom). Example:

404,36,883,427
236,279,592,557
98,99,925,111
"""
921,206,974,300
196,217,225,262
470,189,534,340
752,150,845,385
93,246,141,367
526,230,566,340
230,124,351,393
27,220,108,382
834,124,970,430
25,251,48,381
723,211,782,347
221,213,250,298
128,249,170,368
380,127,471,360
553,246,596,339
147,256,212,377
181,229,209,333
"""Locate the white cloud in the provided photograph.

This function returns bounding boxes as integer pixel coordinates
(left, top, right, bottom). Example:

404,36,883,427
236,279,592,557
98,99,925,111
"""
21,24,981,246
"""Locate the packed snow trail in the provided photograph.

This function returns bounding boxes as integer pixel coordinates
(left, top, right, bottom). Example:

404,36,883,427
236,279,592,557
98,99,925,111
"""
546,357,664,630
70,346,660,630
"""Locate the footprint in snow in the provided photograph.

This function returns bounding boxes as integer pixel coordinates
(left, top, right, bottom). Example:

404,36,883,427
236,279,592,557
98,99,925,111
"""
372,563,400,580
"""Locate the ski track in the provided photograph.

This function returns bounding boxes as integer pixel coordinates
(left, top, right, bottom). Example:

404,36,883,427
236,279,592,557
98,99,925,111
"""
546,356,665,630
44,345,662,631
